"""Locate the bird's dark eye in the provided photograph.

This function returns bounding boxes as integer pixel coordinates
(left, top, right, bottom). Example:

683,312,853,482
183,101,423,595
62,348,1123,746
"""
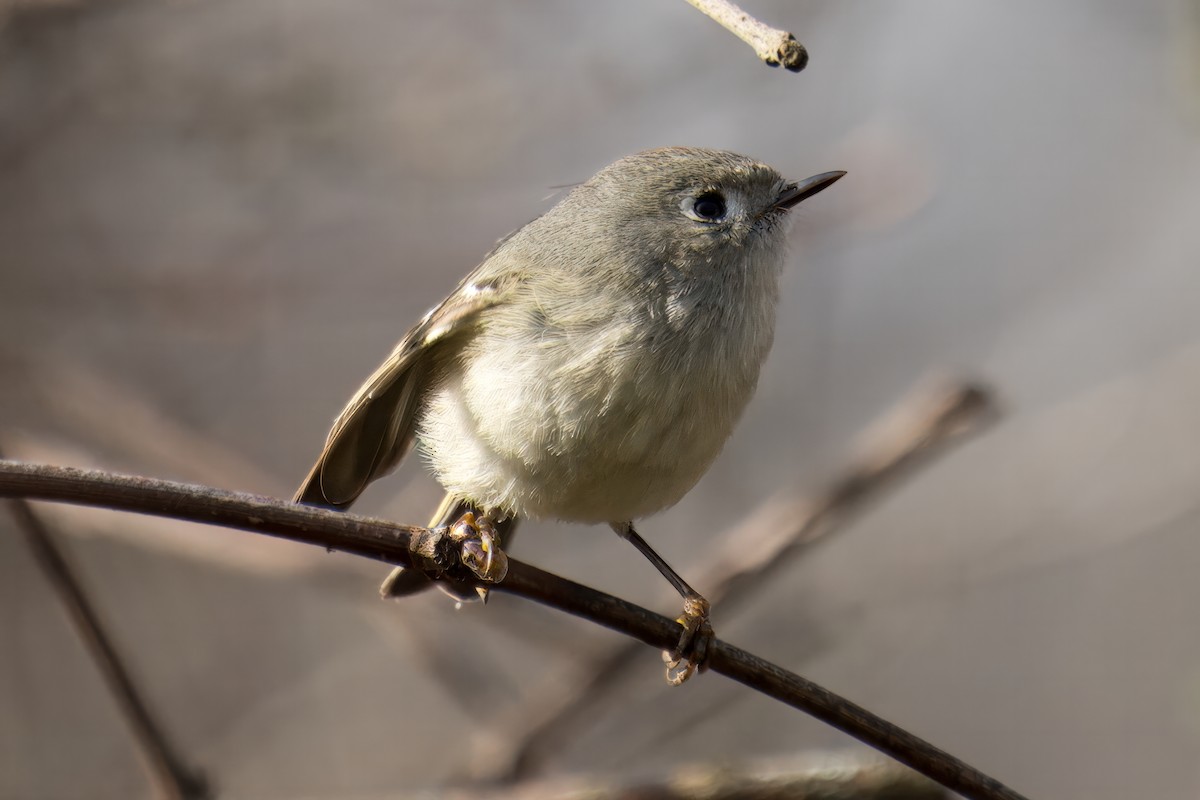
691,192,726,221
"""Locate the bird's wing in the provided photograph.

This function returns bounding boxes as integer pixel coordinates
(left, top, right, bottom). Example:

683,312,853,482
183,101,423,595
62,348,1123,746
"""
294,275,510,509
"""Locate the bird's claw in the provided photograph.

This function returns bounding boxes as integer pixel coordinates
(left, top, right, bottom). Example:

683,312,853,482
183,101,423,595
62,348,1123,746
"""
662,594,713,686
449,512,509,589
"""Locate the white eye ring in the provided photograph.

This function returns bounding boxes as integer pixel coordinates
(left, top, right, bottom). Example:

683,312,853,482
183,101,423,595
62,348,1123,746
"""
681,191,727,222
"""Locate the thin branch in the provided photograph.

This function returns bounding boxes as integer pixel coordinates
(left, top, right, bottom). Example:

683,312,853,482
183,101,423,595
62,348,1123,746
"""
0,461,1029,800
3,481,210,799
471,379,997,782
706,380,997,607
684,0,808,72
445,752,945,799
7,357,371,581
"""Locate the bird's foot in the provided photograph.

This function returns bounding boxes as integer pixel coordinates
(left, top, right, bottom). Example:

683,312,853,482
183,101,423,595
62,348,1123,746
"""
448,511,509,602
662,594,714,686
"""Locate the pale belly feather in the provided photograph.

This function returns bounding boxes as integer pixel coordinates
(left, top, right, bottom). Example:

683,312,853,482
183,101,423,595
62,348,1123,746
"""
416,265,780,524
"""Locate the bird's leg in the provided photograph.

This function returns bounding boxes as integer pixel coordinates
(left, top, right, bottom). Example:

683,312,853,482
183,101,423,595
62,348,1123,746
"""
383,497,518,603
611,522,714,685
446,511,509,602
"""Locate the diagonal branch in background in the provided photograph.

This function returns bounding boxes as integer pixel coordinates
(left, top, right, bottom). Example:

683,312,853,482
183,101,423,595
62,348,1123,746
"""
2,463,210,800
683,0,808,71
705,378,996,609
6,355,372,583
468,378,998,783
0,460,1028,800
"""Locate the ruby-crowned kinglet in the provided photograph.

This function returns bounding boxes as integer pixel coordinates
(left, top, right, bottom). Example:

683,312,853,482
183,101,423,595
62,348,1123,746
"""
296,147,844,683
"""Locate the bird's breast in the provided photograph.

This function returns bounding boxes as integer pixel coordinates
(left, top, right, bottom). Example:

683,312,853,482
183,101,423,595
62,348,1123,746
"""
419,265,780,523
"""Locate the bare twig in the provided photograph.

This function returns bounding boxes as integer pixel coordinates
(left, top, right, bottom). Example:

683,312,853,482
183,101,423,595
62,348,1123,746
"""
705,380,996,607
0,460,1028,800
470,380,996,782
684,0,808,71
444,752,945,800
4,356,349,579
2,474,209,799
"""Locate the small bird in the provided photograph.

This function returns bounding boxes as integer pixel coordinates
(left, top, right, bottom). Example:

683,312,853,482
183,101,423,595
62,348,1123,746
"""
295,147,844,683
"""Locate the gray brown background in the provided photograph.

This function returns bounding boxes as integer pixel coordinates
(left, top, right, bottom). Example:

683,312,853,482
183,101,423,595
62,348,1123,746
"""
2,1,1200,798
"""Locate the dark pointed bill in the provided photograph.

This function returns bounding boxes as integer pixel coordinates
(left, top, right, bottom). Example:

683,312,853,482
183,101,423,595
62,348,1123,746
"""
774,170,847,210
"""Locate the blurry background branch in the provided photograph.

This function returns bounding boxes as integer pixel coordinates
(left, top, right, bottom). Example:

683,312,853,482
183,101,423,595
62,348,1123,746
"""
468,378,997,783
442,753,946,800
1,447,209,800
0,458,1027,800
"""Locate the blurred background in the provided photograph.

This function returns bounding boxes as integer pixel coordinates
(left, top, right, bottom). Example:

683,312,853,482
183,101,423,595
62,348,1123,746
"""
2,0,1200,797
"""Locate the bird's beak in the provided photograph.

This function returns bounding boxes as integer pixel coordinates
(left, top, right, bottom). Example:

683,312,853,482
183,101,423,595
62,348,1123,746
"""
774,170,847,210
